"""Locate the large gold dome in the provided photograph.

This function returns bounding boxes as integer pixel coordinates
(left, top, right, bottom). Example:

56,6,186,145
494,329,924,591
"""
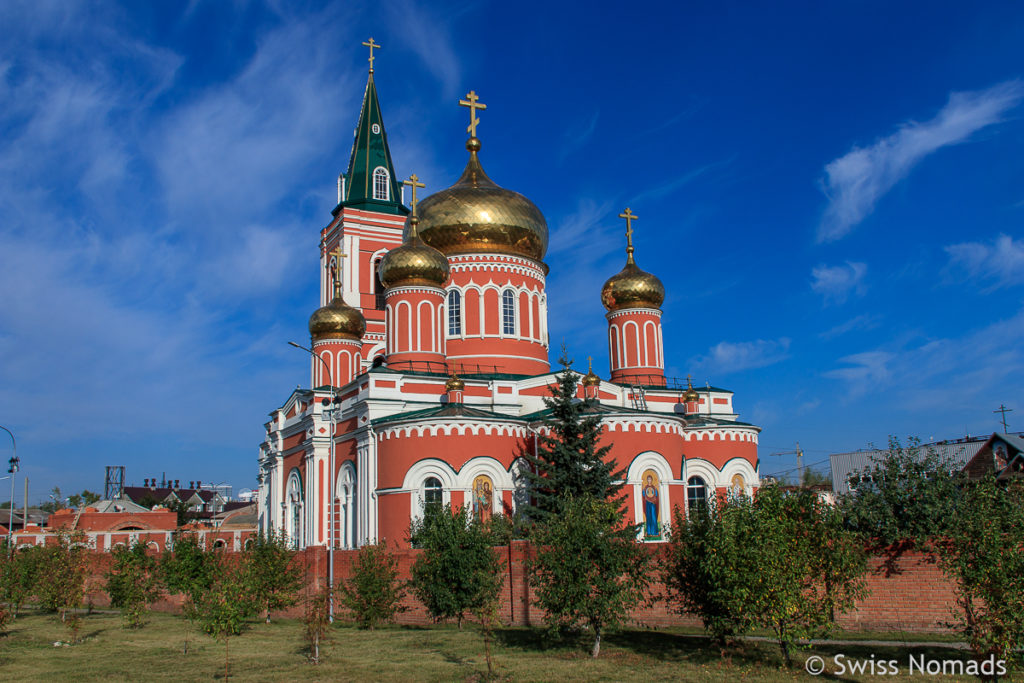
413,139,548,262
601,258,665,312
309,295,366,341
379,217,450,289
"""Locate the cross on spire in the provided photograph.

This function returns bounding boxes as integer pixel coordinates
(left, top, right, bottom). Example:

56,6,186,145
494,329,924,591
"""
995,404,1013,433
587,355,593,372
362,37,381,73
403,174,426,216
459,90,487,138
619,207,638,260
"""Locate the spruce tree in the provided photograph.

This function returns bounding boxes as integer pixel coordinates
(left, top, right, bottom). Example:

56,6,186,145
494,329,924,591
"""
522,352,624,521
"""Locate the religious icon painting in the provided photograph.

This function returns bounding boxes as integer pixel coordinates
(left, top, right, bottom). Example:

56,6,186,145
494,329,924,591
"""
730,473,745,497
641,469,660,539
472,474,494,523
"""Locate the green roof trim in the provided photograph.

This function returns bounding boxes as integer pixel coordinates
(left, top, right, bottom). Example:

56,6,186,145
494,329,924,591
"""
339,73,408,216
372,403,519,427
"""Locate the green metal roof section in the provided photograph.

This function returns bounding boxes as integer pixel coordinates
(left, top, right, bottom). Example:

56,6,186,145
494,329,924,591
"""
373,403,520,427
339,73,408,216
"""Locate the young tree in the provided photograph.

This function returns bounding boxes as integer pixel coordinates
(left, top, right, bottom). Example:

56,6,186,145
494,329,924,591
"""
0,543,41,618
240,530,302,623
840,436,963,547
161,533,217,653
410,504,502,629
530,495,650,658
33,530,89,642
338,542,406,630
194,556,257,681
938,476,1024,670
303,586,333,664
67,490,102,509
522,352,623,522
106,541,162,628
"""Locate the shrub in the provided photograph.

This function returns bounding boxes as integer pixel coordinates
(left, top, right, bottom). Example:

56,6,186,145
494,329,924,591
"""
240,530,302,623
338,542,406,629
106,541,162,628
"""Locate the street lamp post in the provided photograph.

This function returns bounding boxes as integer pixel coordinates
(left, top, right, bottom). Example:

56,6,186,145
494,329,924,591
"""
289,341,337,623
1,425,18,550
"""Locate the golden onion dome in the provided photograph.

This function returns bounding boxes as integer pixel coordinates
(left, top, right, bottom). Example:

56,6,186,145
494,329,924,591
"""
581,358,601,387
309,279,366,341
413,138,548,262
445,373,465,391
683,378,700,403
600,255,665,312
378,217,450,289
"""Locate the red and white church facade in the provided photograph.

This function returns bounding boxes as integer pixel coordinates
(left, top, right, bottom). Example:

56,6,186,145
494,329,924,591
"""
257,59,760,549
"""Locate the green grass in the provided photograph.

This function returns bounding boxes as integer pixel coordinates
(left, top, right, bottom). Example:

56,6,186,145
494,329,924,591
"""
0,609,998,681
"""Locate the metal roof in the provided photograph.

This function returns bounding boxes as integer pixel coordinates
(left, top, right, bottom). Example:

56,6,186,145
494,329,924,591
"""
829,438,987,496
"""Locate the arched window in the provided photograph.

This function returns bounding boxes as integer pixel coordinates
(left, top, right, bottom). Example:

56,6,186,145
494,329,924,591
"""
338,464,356,549
447,290,462,335
422,476,442,515
287,473,304,548
374,258,386,310
687,476,707,514
501,289,516,335
372,167,389,200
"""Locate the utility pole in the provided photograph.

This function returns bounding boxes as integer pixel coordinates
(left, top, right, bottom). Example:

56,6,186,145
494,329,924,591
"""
769,442,804,485
994,404,1013,434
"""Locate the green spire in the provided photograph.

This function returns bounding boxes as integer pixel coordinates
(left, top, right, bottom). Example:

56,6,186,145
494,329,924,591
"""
338,73,408,216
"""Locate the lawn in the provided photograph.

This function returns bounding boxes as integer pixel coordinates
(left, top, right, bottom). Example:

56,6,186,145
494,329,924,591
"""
0,609,993,681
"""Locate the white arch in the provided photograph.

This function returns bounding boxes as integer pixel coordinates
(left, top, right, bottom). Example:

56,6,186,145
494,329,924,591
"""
336,461,356,549
417,299,435,352
622,320,640,368
643,320,658,367
720,457,759,495
457,456,512,518
402,459,457,521
372,166,390,200
682,457,719,487
286,469,304,548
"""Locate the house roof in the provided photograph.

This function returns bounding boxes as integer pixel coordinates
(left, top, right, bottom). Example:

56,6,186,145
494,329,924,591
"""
830,438,987,496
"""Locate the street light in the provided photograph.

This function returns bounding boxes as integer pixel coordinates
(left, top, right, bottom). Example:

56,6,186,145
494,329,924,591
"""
2,425,18,550
288,341,338,623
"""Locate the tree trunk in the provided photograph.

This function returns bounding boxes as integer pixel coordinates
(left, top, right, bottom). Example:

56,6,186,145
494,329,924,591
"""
458,615,463,630
591,626,602,658
265,609,271,624
224,636,230,681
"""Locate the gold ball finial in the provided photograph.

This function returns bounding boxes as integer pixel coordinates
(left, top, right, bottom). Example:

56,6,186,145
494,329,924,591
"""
466,137,481,152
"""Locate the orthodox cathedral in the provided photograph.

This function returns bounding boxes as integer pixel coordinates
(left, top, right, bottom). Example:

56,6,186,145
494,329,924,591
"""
257,44,760,549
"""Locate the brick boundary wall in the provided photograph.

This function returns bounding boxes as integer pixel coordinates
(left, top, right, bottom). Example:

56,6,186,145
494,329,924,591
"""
70,542,958,633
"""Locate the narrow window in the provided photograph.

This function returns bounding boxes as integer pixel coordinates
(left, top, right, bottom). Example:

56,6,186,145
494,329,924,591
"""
372,167,389,200
374,259,386,310
686,476,707,515
447,290,462,335
501,289,516,335
422,477,442,515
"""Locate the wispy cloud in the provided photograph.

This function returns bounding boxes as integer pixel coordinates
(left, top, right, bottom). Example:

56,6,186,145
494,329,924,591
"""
818,80,1024,242
557,110,599,163
810,261,867,304
386,0,461,98
945,233,1024,290
819,313,882,339
689,338,792,376
630,157,734,205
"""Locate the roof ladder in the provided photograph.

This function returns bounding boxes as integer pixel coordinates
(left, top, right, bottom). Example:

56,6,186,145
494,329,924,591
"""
629,385,648,411
70,505,85,531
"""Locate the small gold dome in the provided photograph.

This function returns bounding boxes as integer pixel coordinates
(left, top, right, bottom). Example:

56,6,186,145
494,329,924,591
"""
309,296,366,341
581,357,601,387
445,373,465,391
414,139,548,262
601,257,665,311
683,378,700,403
378,217,450,289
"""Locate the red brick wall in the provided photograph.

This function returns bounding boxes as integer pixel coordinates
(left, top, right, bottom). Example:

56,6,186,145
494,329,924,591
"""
72,543,959,633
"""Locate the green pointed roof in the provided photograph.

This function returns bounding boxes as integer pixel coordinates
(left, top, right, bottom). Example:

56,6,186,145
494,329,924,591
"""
338,73,408,216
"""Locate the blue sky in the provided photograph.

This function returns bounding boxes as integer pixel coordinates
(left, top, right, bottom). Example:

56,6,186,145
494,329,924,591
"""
1,1,1022,500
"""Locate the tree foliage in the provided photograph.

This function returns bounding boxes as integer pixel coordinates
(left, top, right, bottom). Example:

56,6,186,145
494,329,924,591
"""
338,542,406,630
240,530,302,623
303,586,332,665
160,533,217,653
67,490,102,509
522,353,623,522
0,543,41,618
193,556,257,681
35,530,89,623
839,436,963,547
410,504,502,628
938,476,1024,669
530,495,650,658
664,486,867,667
106,541,162,628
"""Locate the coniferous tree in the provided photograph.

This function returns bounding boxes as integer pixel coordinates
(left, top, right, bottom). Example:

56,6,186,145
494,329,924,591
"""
522,352,624,521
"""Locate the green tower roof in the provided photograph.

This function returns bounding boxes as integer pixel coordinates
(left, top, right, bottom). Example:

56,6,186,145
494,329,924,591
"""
337,73,408,216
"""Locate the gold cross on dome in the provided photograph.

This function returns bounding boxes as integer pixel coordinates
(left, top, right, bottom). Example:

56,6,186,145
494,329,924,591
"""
362,38,381,72
459,90,487,138
403,174,426,215
328,246,347,294
619,208,638,247
587,356,593,372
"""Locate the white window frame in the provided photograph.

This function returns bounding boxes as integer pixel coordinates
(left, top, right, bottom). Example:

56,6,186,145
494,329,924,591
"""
372,167,390,200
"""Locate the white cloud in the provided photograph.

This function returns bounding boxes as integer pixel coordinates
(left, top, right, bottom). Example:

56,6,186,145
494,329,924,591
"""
810,261,867,304
818,313,882,339
557,111,599,162
386,0,461,98
823,351,894,388
818,80,1024,242
690,338,791,375
945,233,1024,289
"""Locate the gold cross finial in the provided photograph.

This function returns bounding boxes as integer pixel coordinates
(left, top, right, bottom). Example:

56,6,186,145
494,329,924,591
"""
459,90,487,138
362,38,381,72
328,246,347,297
619,207,638,261
403,174,426,216
587,356,594,372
